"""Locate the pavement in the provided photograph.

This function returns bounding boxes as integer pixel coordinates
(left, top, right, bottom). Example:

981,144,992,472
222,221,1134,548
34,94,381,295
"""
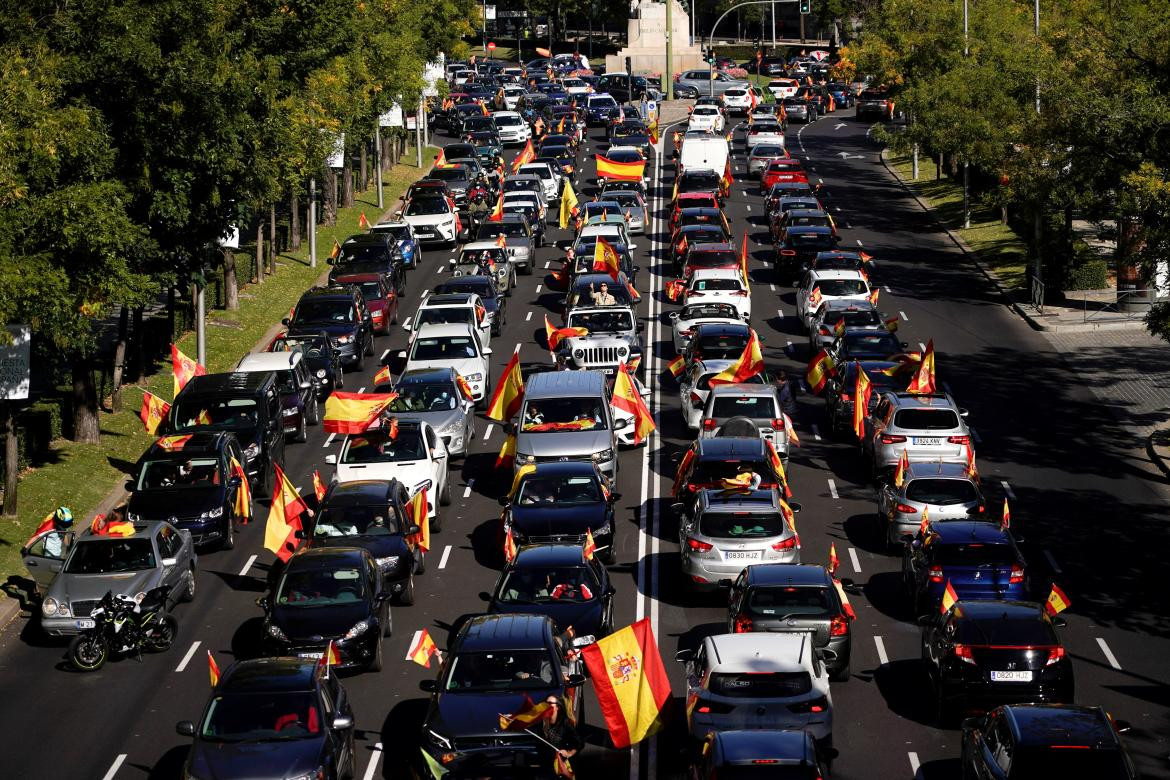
2,103,1169,780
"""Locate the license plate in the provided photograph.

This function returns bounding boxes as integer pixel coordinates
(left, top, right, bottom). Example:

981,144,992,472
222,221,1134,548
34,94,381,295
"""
75,619,95,630
990,670,1033,682
914,437,942,446
726,551,761,560
297,652,323,660
602,368,615,375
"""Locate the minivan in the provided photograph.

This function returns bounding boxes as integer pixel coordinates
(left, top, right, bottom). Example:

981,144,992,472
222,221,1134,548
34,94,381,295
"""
513,370,625,480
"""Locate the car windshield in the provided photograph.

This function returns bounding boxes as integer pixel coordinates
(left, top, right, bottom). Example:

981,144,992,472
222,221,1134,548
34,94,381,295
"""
684,172,721,188
273,336,327,356
497,565,599,604
712,395,777,419
700,512,785,538
438,280,494,299
496,115,522,126
931,542,1018,566
137,457,221,490
823,309,880,328
428,168,468,183
172,398,259,432
567,310,633,332
843,333,900,355
200,691,322,742
521,397,607,432
354,282,384,301
342,431,426,463
607,150,643,163
389,381,459,412
608,193,641,208
276,566,367,606
693,331,749,360
295,299,355,324
688,251,737,269
590,96,617,109
405,198,449,216
411,336,478,361
478,223,527,239
338,244,387,264
1010,749,1129,777
691,278,742,292
66,538,155,573
314,505,400,536
791,234,836,249
417,308,475,328
568,284,632,309
894,409,959,430
747,586,834,618
709,672,811,697
905,478,978,505
504,179,540,193
789,216,831,229
377,225,411,241
815,279,867,295
445,650,556,691
517,475,603,505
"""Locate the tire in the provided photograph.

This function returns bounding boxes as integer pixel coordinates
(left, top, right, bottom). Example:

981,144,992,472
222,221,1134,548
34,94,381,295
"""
307,396,320,425
430,509,442,533
602,543,616,566
397,575,415,606
935,685,956,728
352,350,364,373
146,615,179,653
295,414,308,443
68,633,109,672
335,368,344,389
414,552,426,575
182,565,197,603
439,475,452,506
368,636,384,672
221,517,235,550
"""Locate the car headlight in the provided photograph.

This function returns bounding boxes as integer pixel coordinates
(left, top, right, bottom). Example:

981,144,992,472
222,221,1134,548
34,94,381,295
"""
201,506,224,519
316,369,327,379
464,373,483,382
282,407,298,416
573,348,584,359
42,598,59,617
375,555,400,571
244,443,260,460
439,419,463,434
337,334,353,344
593,448,615,462
426,728,454,751
345,619,371,640
266,622,288,640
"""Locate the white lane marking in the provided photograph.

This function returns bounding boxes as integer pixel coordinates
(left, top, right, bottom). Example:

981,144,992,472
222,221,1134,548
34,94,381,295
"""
1043,549,1063,574
746,205,752,212
361,742,384,780
406,630,424,660
463,478,475,498
239,554,258,577
535,284,542,293
874,636,889,666
544,261,550,269
525,311,532,321
1096,637,1122,670
358,386,366,393
900,310,909,321
844,221,851,228
833,205,841,212
908,752,920,776
856,239,863,247
884,285,891,293
849,547,862,573
435,264,443,275
100,755,128,780
917,342,926,353
811,424,822,441
483,423,494,442
380,348,391,361
779,310,785,320
438,545,453,569
827,479,839,499
401,318,412,331
323,432,337,448
770,284,776,292
174,640,202,673
1001,480,1016,500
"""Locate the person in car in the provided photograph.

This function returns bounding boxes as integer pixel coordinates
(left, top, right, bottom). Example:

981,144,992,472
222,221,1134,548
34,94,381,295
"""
590,281,616,306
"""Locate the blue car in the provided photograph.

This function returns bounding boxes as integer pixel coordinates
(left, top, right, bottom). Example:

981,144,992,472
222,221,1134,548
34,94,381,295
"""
903,521,1029,616
371,220,421,269
826,81,855,108
487,544,615,638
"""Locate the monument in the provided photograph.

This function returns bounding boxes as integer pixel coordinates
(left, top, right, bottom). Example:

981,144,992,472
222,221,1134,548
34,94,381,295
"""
605,0,704,78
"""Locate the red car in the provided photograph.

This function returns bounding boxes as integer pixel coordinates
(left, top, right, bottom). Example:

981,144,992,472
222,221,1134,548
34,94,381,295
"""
332,272,398,335
682,242,740,278
671,190,721,218
760,159,808,193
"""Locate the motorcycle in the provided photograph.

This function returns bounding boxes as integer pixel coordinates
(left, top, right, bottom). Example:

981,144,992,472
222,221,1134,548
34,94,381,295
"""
67,586,178,672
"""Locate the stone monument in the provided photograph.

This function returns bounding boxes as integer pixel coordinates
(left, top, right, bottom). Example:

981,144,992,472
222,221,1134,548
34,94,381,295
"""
606,0,704,79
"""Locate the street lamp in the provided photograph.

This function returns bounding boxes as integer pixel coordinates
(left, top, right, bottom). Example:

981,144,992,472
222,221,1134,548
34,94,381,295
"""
706,0,801,96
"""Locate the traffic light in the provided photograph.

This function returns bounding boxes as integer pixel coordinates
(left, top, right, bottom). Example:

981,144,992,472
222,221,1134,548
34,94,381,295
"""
799,0,810,14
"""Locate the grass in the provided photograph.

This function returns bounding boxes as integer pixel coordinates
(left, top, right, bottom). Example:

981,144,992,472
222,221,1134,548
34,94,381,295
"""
0,144,439,595
887,152,1030,291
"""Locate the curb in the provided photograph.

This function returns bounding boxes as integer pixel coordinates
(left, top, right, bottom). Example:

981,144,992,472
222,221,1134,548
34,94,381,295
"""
1146,429,1170,484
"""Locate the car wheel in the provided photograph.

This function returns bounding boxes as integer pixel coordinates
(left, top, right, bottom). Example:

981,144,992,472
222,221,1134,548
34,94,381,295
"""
182,565,197,602
368,635,384,672
307,396,320,425
415,552,426,575
390,304,399,326
430,509,442,533
602,543,616,566
335,368,344,389
439,475,452,506
221,518,235,550
397,575,415,607
352,350,364,373
295,414,308,443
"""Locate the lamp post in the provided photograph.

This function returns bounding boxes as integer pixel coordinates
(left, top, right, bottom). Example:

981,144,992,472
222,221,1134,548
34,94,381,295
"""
707,0,801,96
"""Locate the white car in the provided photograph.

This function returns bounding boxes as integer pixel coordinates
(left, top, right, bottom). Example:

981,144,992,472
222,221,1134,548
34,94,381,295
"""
398,323,492,403
398,196,458,247
720,87,755,114
688,105,725,133
685,269,751,321
493,110,530,144
501,87,526,111
326,420,449,525
518,162,559,203
409,292,493,348
795,268,873,324
678,359,769,430
451,69,474,86
576,222,636,253
502,191,547,225
669,302,743,353
767,78,800,99
560,77,592,97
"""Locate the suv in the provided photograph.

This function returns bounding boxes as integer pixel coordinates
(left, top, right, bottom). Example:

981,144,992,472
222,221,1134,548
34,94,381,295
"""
270,331,344,399
332,272,400,335
557,305,642,374
165,371,286,492
862,392,972,479
856,89,893,121
328,233,405,293
877,461,987,548
583,92,621,125
285,285,375,371
473,212,537,273
235,350,319,443
410,292,493,347
126,431,248,549
398,323,491,405
698,383,789,465
675,488,800,589
369,220,421,269
514,370,624,480
678,359,769,431
674,69,750,98
795,269,871,323
419,614,587,775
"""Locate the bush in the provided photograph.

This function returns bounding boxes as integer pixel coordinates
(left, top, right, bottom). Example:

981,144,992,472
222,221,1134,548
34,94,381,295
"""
1061,258,1109,290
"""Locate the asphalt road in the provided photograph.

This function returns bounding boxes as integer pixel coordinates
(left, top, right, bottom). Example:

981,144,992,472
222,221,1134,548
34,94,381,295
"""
1,103,1168,780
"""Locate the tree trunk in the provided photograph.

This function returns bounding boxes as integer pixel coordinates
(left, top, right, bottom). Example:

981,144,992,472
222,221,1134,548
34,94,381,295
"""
223,247,240,310
2,402,18,518
324,167,338,226
111,306,129,412
71,356,100,444
255,221,265,283
936,153,942,180
129,307,144,382
268,203,277,273
290,192,301,250
382,136,392,172
359,143,368,192
342,155,355,208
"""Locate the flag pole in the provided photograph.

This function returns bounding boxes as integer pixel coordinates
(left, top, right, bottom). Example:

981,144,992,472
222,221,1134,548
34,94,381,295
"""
522,728,561,751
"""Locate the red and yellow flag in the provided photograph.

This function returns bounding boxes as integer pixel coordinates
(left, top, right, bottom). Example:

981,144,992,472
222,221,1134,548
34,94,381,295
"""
323,391,396,434
330,238,342,260
511,139,535,173
808,286,823,311
555,753,575,779
805,348,835,395
919,505,931,537
90,514,135,536
595,154,645,182
406,488,430,552
894,448,909,488
319,639,341,673
358,212,370,229
940,579,959,614
171,344,207,397
672,448,696,497
264,462,308,562
545,314,588,352
765,439,793,498
313,469,327,502
583,528,597,561
869,288,880,306
486,348,524,422
500,696,554,731
373,365,392,386
667,354,686,378
207,650,220,687
496,432,517,470
456,373,475,402
833,318,847,338
487,190,505,222
592,237,622,281
828,542,839,575
1045,583,1071,615
721,156,733,195
739,234,750,293
139,391,171,435
157,434,193,451
853,362,873,439
613,362,656,445
1001,497,1011,530
231,456,252,523
709,330,764,386
966,444,978,481
884,315,900,333
906,339,936,394
784,413,800,447
409,629,440,668
504,525,518,563
666,278,686,302
581,617,671,748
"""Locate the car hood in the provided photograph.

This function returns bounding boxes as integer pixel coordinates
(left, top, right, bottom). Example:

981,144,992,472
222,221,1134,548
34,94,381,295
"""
404,213,455,227
394,408,464,433
271,599,372,640
128,487,223,520
517,429,612,458
488,600,602,636
406,356,485,377
337,460,432,492
53,569,159,606
510,503,607,536
431,690,557,738
188,737,325,780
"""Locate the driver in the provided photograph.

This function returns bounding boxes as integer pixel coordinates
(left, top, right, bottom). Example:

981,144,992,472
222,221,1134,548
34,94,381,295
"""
524,403,545,427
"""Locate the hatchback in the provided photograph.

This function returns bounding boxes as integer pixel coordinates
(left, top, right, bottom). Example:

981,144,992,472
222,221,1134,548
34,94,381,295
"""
676,489,800,589
877,462,987,547
698,383,790,463
487,543,615,637
747,143,789,176
903,521,1029,615
691,729,828,780
500,461,618,562
807,299,884,351
673,437,787,503
678,360,770,431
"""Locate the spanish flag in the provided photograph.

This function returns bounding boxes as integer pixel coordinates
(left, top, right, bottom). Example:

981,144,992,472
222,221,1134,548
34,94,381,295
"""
487,190,505,222
808,286,823,310
408,629,440,668
739,234,750,294
171,344,207,397
545,314,588,352
709,330,764,386
828,542,839,574
486,347,524,422
581,617,671,748
894,447,909,488
784,413,800,447
139,391,171,435
318,639,342,673
323,391,396,434
868,288,880,306
157,434,193,451
966,444,978,481
495,234,508,249
906,339,936,394
434,149,446,166
940,579,959,614
456,373,475,402
373,365,392,386
358,212,370,229
720,157,733,195
765,439,793,498
207,650,220,687
496,431,517,469
612,362,656,445
805,348,835,395
1001,497,1011,529
884,315,900,333
834,318,847,338
554,753,575,779
852,362,872,439
231,456,252,522
500,696,554,731
595,154,645,182
406,488,430,552
583,528,597,561
559,178,580,229
511,139,535,173
509,463,536,499
666,278,686,302
504,525,518,563
313,469,327,502
667,355,686,378
919,506,931,537
648,119,659,145
330,238,342,260
264,462,309,562
672,448,696,497
592,237,622,281
1045,583,1071,615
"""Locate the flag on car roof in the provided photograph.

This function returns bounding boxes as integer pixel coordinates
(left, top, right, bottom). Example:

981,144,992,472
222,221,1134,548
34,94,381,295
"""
708,330,764,386
595,154,645,182
941,579,959,614
1001,497,1011,529
581,617,671,748
486,347,524,422
312,469,327,502
264,462,308,562
171,344,207,397
323,391,397,434
612,362,656,445
409,629,440,668
906,339,936,394
139,391,171,435
1045,583,1071,615
583,528,597,561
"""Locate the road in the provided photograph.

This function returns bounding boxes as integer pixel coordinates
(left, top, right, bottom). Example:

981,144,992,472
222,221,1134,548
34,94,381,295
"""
0,104,1168,780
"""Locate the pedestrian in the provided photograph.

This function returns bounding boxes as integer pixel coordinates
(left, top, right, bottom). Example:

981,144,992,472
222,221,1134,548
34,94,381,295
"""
540,695,584,765
775,369,797,416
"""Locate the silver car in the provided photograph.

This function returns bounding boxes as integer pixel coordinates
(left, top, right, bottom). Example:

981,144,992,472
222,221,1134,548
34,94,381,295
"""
388,367,476,457
876,462,988,548
862,392,973,479
25,521,196,636
675,488,800,590
670,302,742,354
808,299,885,351
473,213,537,272
678,360,770,431
602,189,648,234
513,370,624,480
675,68,752,98
748,144,789,176
558,306,642,374
697,383,790,465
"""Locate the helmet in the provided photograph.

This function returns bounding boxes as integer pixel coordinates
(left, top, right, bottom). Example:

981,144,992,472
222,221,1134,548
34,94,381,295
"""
53,506,74,526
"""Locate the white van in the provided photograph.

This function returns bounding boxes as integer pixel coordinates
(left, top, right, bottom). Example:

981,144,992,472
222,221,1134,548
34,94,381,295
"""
679,135,730,179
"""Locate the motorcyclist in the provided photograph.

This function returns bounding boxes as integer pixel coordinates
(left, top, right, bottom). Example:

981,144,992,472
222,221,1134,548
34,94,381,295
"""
467,175,491,223
27,506,74,558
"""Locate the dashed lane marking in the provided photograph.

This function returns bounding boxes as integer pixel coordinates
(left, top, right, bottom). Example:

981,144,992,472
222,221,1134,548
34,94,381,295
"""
362,743,384,780
874,636,889,665
358,386,366,393
917,342,926,353
464,478,475,499
908,752,920,776
380,348,391,361
239,554,257,577
174,640,202,673
100,755,128,780
856,239,863,247
1001,480,1015,500
544,261,550,269
900,311,909,321
483,423,494,442
849,547,862,573
811,423,822,441
526,311,532,321
827,479,839,499
770,284,776,292
438,545,453,569
535,284,542,293
1043,549,1063,574
1096,637,1122,670
323,433,336,448
884,285,892,293
400,318,411,332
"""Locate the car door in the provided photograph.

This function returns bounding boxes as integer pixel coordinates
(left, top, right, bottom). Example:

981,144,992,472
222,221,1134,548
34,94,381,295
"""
21,531,72,590
156,525,183,592
424,425,447,484
266,388,286,467
319,679,354,775
921,611,946,680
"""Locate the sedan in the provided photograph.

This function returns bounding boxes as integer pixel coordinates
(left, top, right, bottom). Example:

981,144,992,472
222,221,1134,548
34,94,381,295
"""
747,143,789,176
387,367,476,459
487,544,615,638
669,302,742,354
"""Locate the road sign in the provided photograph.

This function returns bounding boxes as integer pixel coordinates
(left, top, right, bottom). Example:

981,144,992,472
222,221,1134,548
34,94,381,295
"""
488,42,496,50
484,4,496,19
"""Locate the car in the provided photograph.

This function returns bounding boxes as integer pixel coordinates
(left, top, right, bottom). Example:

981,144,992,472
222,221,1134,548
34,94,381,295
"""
745,121,786,153
760,158,808,193
827,329,907,363
676,488,800,589
728,564,854,681
768,193,823,220
774,209,837,246
600,189,647,234
306,479,423,604
677,633,833,750
268,331,344,399
500,462,618,562
747,143,789,176
826,81,855,109
903,521,1029,615
514,370,623,480
672,176,723,208
398,323,491,405
398,195,459,247
670,224,731,270
821,358,913,439
670,207,732,245
332,272,400,334
691,729,829,780
681,321,753,369
923,599,1073,724
783,97,818,123
720,86,756,115
518,162,560,203
419,614,587,776
326,420,449,525
807,299,884,351
328,233,406,294
856,88,893,121
960,704,1138,779
681,243,740,280
862,391,973,477
557,305,642,374
540,133,580,157
452,240,516,297
235,350,319,444
474,212,538,272
560,77,591,97
487,544,615,637
565,272,639,316
698,383,790,463
584,93,621,125
285,285,375,370
596,73,657,103
434,276,507,337
425,164,475,209
492,110,531,144
678,358,770,431
779,228,843,280
675,69,751,97
175,657,357,780
259,547,391,671
767,78,801,99
796,85,833,114
498,87,527,112
672,437,787,505
410,292,492,348
502,189,547,227
795,268,871,322
688,104,726,133
685,269,751,321
28,520,196,636
125,431,248,549
669,302,742,354
578,198,624,226
878,462,988,547
385,367,476,458
608,121,652,156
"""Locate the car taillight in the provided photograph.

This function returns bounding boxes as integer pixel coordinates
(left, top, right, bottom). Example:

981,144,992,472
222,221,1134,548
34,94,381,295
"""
690,291,705,297
840,393,852,401
780,249,797,256
733,614,753,633
952,643,977,664
733,290,748,296
790,695,829,714
895,503,917,514
771,418,785,431
690,392,704,404
830,615,849,637
1009,564,1025,584
948,435,970,445
928,565,944,583
687,537,714,553
880,434,907,444
1045,646,1065,666
772,535,799,551
702,418,717,430
680,328,695,337
818,325,831,335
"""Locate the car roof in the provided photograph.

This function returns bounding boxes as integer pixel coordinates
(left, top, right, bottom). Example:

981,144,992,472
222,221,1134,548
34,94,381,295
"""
746,564,833,587
323,479,398,505
808,269,864,282
700,488,780,511
525,369,607,398
181,370,274,396
694,322,751,336
708,383,776,398
411,322,478,339
822,298,876,312
342,233,390,247
77,519,169,541
220,657,319,692
690,268,743,281
888,392,957,409
954,599,1046,624
143,431,230,458
299,285,358,301
1005,704,1118,748
905,462,974,480
707,632,812,672
713,730,815,763
456,613,555,651
287,546,369,569
932,521,1014,545
236,351,301,373
513,543,588,567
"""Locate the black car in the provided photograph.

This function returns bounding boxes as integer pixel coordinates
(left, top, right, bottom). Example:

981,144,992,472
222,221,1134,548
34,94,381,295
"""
165,371,286,492
672,437,785,504
499,461,619,563
271,330,344,399
441,142,479,162
923,600,1073,724
126,431,248,549
727,563,854,681
176,657,356,780
487,544,615,638
434,275,506,334
328,233,405,294
538,144,577,179
501,201,546,246
419,614,586,776
692,729,828,780
776,226,840,277
828,329,907,363
285,285,375,371
306,479,423,604
260,547,392,672
822,359,912,437
670,224,731,271
676,170,725,202
960,704,1137,778
425,165,474,208
539,133,578,155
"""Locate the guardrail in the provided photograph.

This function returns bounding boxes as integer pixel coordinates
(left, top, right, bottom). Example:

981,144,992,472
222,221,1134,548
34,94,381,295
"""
1074,288,1161,323
1030,276,1045,314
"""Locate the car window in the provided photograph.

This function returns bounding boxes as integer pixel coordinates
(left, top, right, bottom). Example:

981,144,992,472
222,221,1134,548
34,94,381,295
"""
904,478,977,504
445,650,555,691
411,336,479,361
711,395,777,419
693,331,748,360
498,565,599,604
200,691,322,740
277,566,367,606
516,475,602,505
388,383,458,412
956,616,1055,646
521,397,608,432
930,543,1017,567
315,505,399,536
158,526,181,558
747,586,833,618
894,409,959,431
66,538,156,573
342,431,426,463
690,278,742,292
699,511,785,538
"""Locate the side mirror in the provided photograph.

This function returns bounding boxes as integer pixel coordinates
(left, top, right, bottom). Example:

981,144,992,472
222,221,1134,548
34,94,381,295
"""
787,501,802,513
483,347,493,355
124,480,135,491
332,715,354,731
675,648,694,663
565,673,586,688
281,318,291,327
670,502,686,517
407,524,421,535
1051,616,1067,628
161,557,178,568
478,591,492,602
396,350,407,359
176,721,196,737
959,408,970,418
614,418,630,431
324,454,338,465
419,679,438,693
